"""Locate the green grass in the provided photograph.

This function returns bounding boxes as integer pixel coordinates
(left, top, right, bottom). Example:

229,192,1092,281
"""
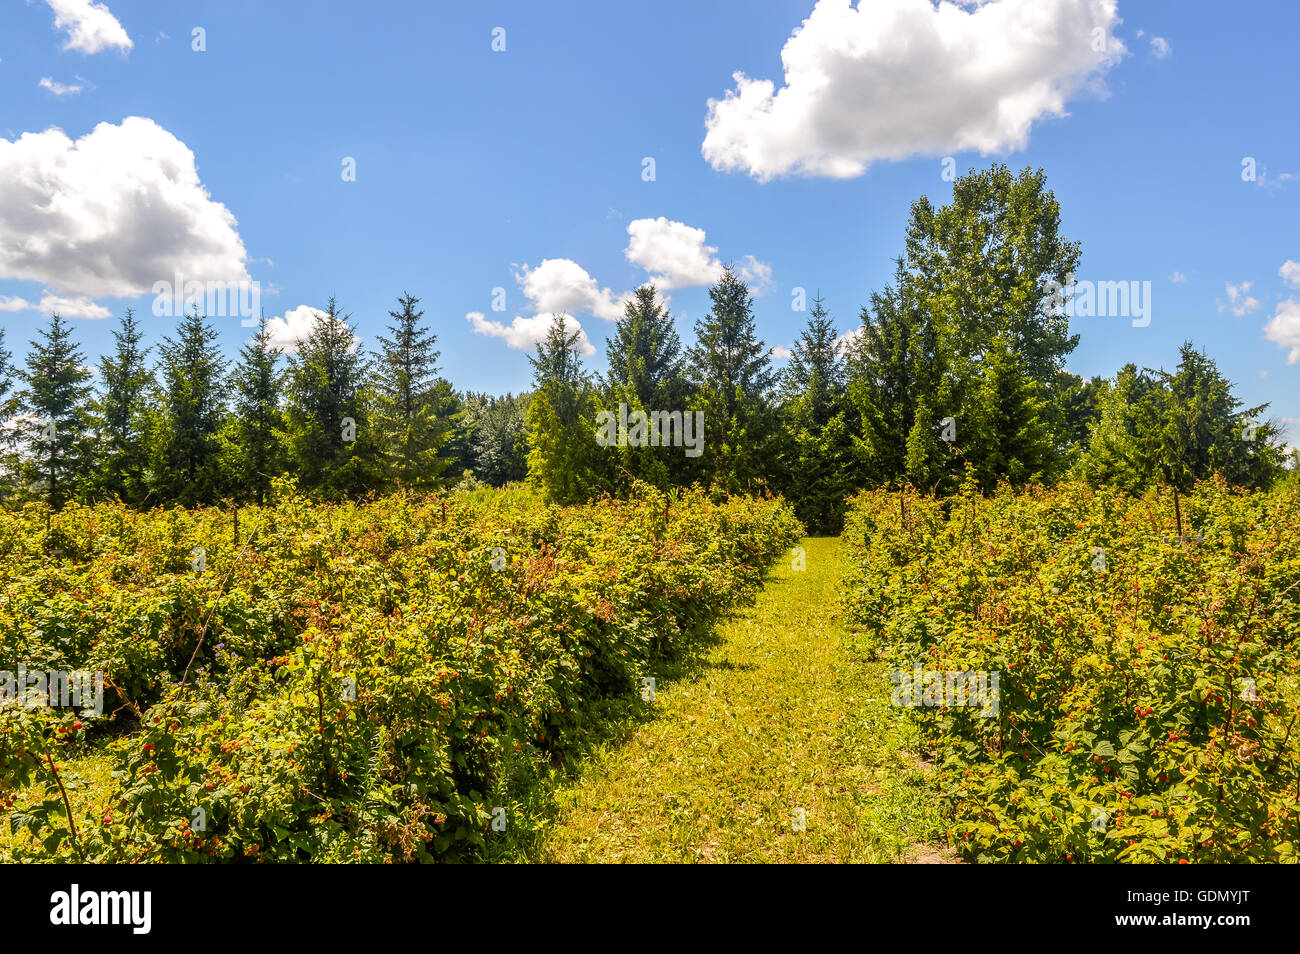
490,536,949,863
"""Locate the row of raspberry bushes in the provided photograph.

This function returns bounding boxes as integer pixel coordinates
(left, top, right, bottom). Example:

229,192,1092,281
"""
1,482,803,861
841,476,1300,862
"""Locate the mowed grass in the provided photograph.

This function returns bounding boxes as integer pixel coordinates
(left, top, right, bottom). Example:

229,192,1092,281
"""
495,536,947,863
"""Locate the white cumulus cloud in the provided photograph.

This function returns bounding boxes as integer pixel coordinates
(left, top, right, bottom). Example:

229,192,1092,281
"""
702,0,1125,181
1265,300,1300,365
0,116,251,299
1279,260,1300,287
37,292,110,318
466,311,595,356
625,217,773,294
515,258,626,321
1149,36,1172,59
626,217,722,290
45,0,133,55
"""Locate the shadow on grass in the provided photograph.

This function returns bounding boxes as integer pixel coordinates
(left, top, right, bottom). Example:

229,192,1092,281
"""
480,587,774,863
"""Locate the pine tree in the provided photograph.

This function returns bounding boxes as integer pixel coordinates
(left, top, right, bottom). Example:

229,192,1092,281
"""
19,313,94,507
966,336,1055,490
464,392,531,486
686,266,774,490
284,298,374,498
846,262,942,486
604,285,684,408
94,309,153,505
231,314,285,505
782,294,843,425
1081,345,1285,493
780,294,854,532
151,311,228,506
602,284,688,488
371,293,452,490
525,315,601,503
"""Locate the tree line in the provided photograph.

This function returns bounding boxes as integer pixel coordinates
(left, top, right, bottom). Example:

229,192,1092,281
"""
0,165,1291,529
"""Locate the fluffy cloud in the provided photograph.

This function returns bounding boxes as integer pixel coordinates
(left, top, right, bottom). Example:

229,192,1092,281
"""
45,0,132,54
1218,281,1260,316
770,345,794,360
1170,271,1188,284
478,219,770,356
1149,36,1172,59
1279,260,1300,287
0,117,250,299
466,311,595,356
702,0,1125,181
625,217,773,293
514,259,626,322
36,292,111,318
261,305,359,355
39,77,84,97
625,217,721,290
0,290,110,318
1264,300,1300,365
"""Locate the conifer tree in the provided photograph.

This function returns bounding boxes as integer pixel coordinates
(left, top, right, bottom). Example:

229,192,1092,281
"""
94,309,153,505
231,314,285,505
525,315,601,503
20,314,95,507
371,293,452,490
603,285,688,487
150,310,228,506
284,298,374,498
780,294,854,532
686,266,774,490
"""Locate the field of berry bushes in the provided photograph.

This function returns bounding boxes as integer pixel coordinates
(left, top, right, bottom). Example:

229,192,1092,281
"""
0,482,802,862
842,475,1300,863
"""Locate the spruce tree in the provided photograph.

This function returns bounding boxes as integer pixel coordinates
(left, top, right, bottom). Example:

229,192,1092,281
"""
284,298,373,498
525,315,601,503
602,284,687,488
780,294,854,532
94,309,153,505
19,313,94,507
371,293,452,490
231,314,285,505
151,310,228,506
686,266,774,490
846,262,942,486
604,285,684,408
781,294,843,426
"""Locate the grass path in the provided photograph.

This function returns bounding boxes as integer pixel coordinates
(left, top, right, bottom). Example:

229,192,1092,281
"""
504,536,949,863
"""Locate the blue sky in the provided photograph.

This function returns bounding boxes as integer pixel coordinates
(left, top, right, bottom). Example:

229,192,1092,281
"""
1,0,1297,442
